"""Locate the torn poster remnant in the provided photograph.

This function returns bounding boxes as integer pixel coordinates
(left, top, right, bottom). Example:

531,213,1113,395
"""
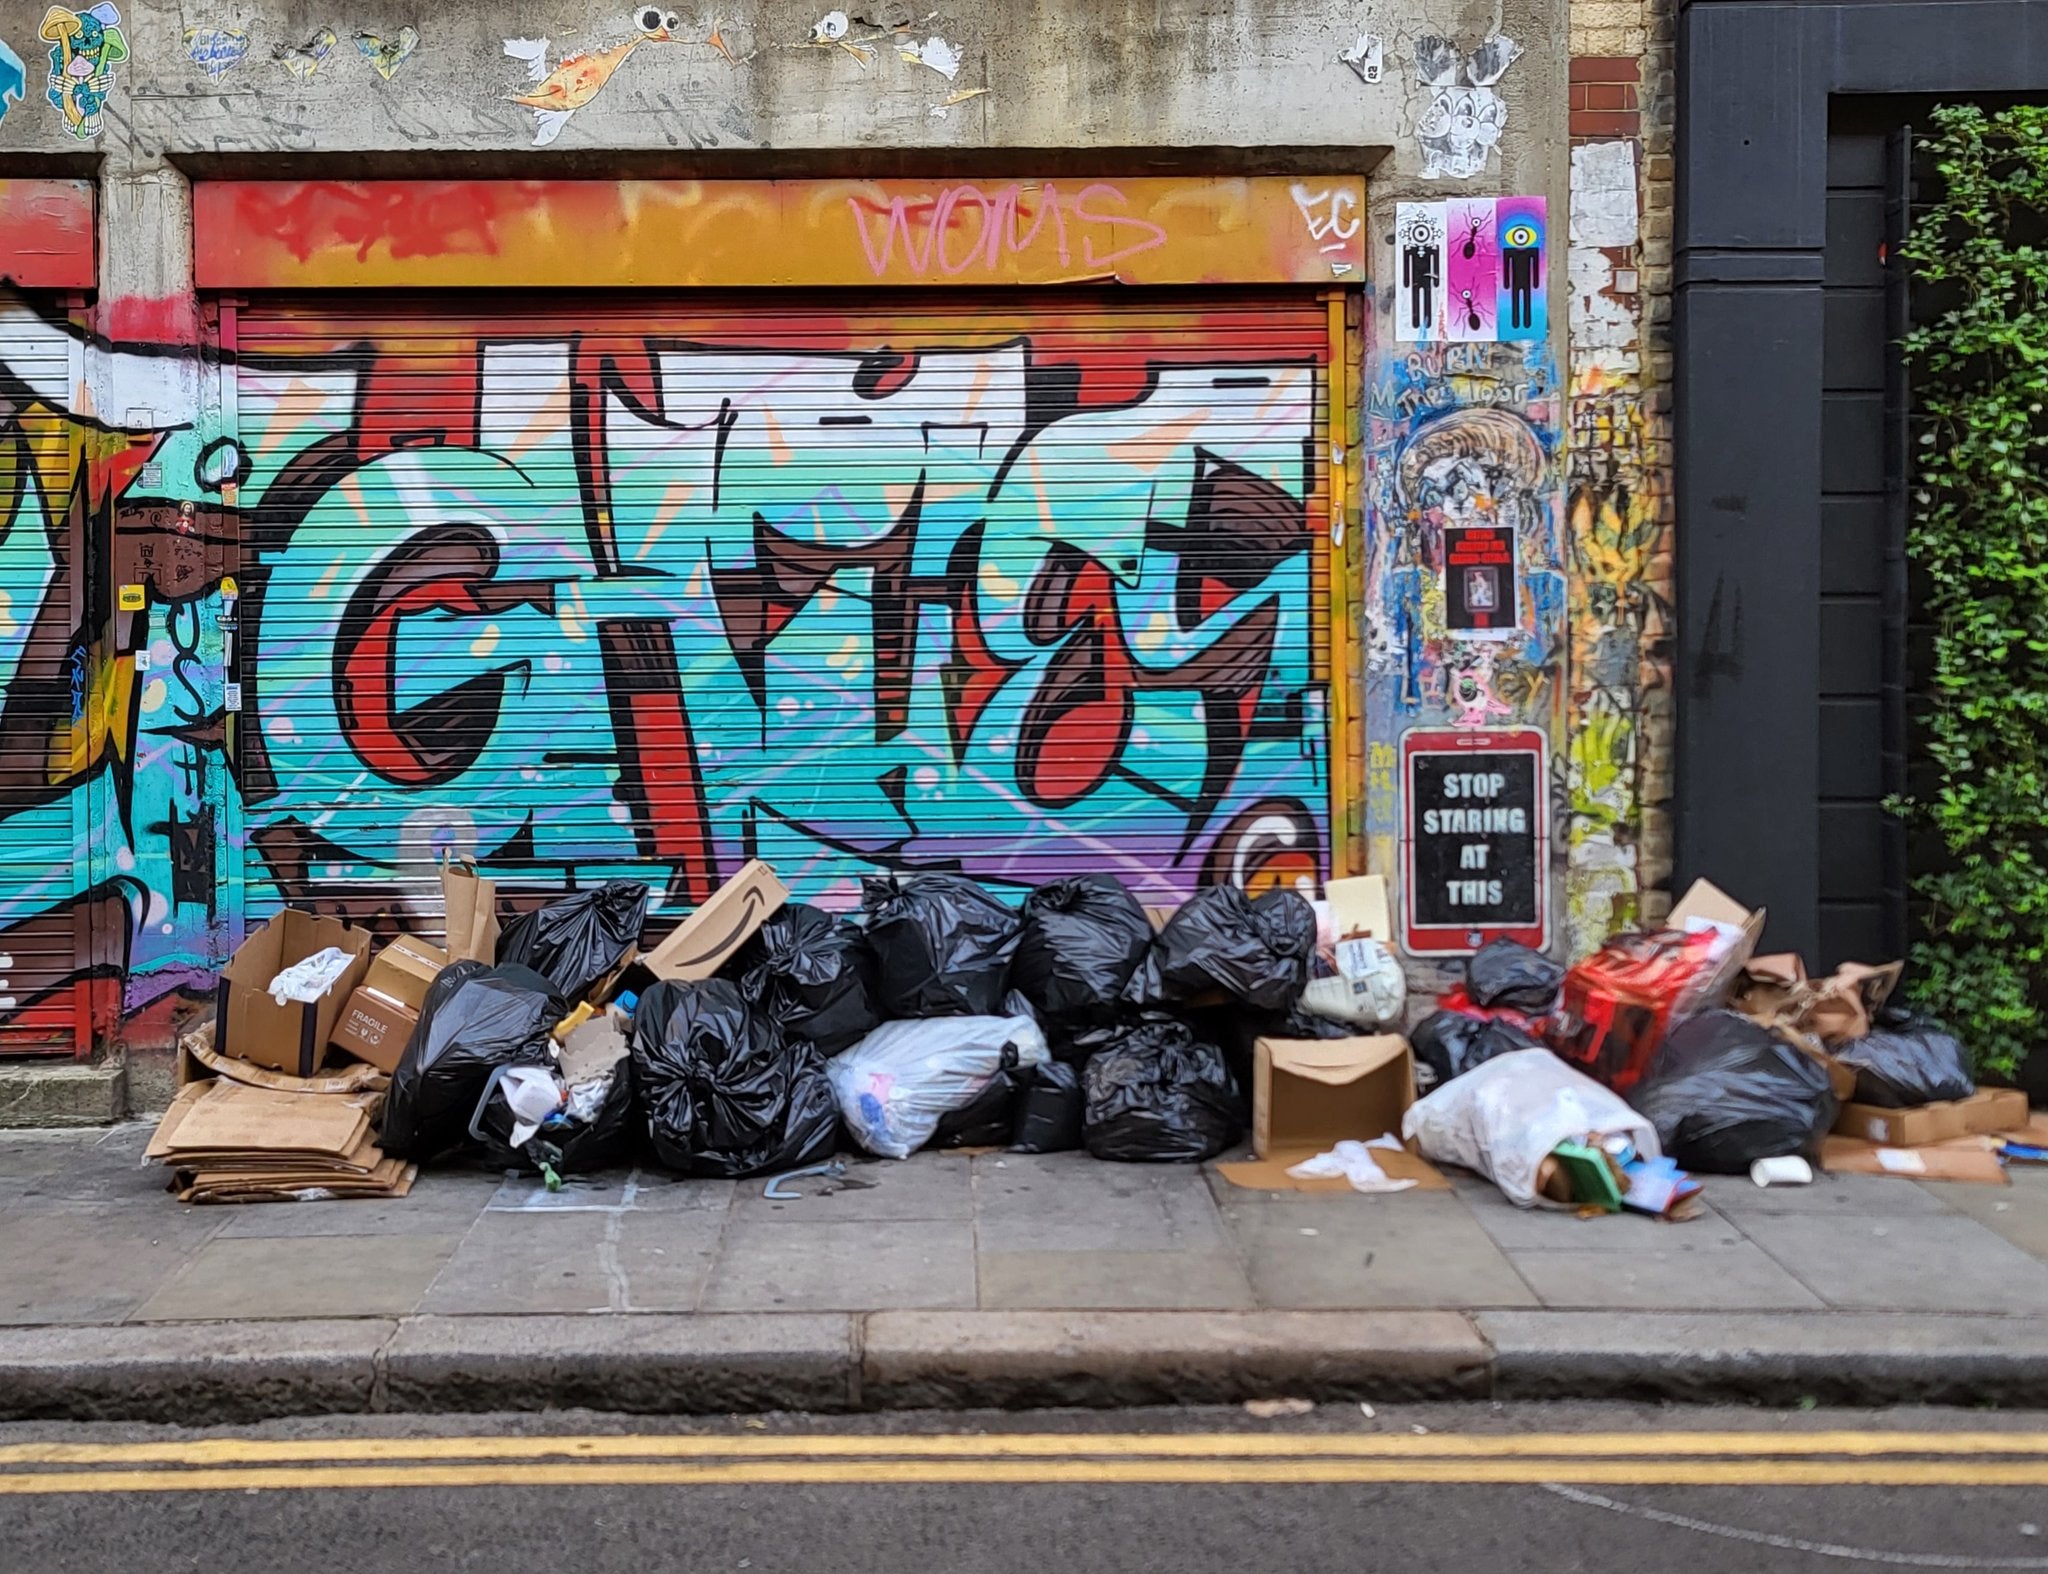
1339,32,1383,84
1413,33,1519,179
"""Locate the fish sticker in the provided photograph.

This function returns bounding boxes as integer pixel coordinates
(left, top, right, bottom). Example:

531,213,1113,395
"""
505,8,677,148
0,40,25,125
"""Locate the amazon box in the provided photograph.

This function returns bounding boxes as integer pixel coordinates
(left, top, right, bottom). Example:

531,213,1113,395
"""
641,861,789,982
215,910,371,1079
1253,1033,1419,1160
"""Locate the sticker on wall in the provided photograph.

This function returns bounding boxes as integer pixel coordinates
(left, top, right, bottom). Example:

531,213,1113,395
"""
505,9,678,148
1413,32,1517,180
274,27,339,81
928,85,988,117
1496,195,1547,341
1443,196,1498,342
0,39,24,126
898,34,961,79
1337,31,1382,85
117,583,146,612
39,4,127,141
1396,202,1446,344
184,25,249,81
1444,524,1518,637
355,27,419,79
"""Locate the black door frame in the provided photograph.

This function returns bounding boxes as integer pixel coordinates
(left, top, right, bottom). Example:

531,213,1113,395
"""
1675,0,2048,960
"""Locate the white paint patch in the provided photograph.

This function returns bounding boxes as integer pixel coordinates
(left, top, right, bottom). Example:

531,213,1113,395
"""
899,34,962,79
1570,140,1640,247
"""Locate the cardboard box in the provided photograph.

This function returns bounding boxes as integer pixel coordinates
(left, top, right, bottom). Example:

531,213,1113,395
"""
1833,1087,2030,1148
1821,1133,2009,1186
215,911,371,1078
642,861,789,982
328,985,419,1074
177,1019,386,1095
362,934,447,1012
1325,874,1394,941
1666,877,1766,1012
1253,1034,1417,1160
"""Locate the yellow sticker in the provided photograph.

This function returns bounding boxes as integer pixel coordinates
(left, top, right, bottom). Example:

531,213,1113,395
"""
117,584,146,612
219,576,239,599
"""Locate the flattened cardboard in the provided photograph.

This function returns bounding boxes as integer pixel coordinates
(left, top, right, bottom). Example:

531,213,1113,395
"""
328,984,418,1075
177,1020,387,1095
361,935,447,1013
1833,1087,2030,1148
1216,1147,1448,1192
1821,1133,2009,1186
1253,1034,1416,1160
215,910,372,1078
642,860,789,981
162,1081,369,1159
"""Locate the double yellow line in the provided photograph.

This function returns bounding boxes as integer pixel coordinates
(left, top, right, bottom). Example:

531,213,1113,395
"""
0,1431,2044,1494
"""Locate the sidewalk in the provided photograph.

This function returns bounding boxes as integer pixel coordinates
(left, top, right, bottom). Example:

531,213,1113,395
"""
1,1123,2045,1420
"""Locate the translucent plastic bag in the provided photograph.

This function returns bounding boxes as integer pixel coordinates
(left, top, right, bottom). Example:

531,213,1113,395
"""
1401,1047,1660,1207
829,1012,1049,1159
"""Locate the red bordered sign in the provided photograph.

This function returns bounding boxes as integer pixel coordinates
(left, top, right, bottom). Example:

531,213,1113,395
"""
1400,726,1548,956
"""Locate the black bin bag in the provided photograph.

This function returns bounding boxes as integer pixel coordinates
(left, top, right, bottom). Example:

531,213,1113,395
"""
931,1051,1025,1149
631,978,840,1178
1123,886,1315,1013
1465,938,1566,1012
1834,1007,1975,1108
1411,1010,1542,1095
1629,1009,1839,1174
471,1051,635,1178
730,904,878,1056
861,874,1021,1018
382,962,563,1162
497,880,649,1002
1083,1016,1242,1163
1010,874,1155,1025
1009,1060,1084,1153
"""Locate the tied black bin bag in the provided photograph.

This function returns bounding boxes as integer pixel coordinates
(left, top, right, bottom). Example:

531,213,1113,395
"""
862,873,1021,1018
1465,938,1566,1012
1629,1009,1839,1174
1834,1008,1975,1108
1411,1009,1543,1094
1009,874,1155,1025
631,978,840,1178
931,1052,1025,1149
1009,1059,1084,1153
1083,1017,1242,1163
381,962,562,1162
497,880,649,1002
730,904,878,1056
1123,885,1315,1013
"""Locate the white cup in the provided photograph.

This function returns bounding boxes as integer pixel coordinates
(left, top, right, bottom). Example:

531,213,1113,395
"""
1750,1155,1815,1188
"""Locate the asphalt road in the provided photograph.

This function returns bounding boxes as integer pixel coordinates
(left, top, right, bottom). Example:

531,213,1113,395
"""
1,1403,2045,1574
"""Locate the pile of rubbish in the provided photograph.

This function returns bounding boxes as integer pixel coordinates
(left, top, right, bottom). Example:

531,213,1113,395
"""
158,859,1417,1202
154,857,2041,1210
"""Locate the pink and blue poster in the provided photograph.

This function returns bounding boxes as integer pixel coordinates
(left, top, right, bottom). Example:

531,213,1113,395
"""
1495,195,1547,342
1443,197,1498,342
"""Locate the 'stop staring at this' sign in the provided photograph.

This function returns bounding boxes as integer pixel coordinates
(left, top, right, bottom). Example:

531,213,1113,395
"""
1400,726,1547,956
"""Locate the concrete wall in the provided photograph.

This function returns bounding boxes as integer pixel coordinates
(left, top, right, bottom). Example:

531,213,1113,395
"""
0,0,1622,1112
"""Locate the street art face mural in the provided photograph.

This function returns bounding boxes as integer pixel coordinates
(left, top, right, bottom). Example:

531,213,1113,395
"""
0,295,1329,1044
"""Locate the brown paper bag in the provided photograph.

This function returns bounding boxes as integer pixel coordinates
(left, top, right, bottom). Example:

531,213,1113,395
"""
440,856,500,963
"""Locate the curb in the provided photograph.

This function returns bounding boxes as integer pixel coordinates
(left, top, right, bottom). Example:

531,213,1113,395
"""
0,1310,2043,1424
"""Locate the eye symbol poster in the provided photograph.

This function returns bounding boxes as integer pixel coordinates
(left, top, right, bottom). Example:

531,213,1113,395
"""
1496,195,1547,341
1396,202,1446,343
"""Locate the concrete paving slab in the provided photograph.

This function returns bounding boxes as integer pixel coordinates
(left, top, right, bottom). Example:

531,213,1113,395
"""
0,1131,98,1182
977,1249,1256,1310
703,1219,976,1312
133,1233,461,1320
213,1182,494,1239
1219,1192,1539,1309
973,1153,1229,1253
1481,1309,2048,1404
1464,1193,1748,1250
736,1152,971,1222
383,1312,856,1413
862,1308,1491,1407
11,1125,178,1207
1924,1168,2048,1261
1741,1209,2048,1312
0,1200,219,1323
1504,1240,1825,1310
483,1169,737,1216
419,1209,724,1315
1699,1171,1951,1217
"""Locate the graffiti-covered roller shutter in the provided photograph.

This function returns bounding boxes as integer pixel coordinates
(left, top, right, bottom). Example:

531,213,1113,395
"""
0,301,87,1053
230,292,1331,927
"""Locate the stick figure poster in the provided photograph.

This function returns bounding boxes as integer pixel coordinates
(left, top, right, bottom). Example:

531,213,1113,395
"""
1396,202,1446,344
1443,197,1499,343
1496,195,1547,342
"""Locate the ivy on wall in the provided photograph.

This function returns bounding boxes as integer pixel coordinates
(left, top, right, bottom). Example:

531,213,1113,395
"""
1898,103,2048,1076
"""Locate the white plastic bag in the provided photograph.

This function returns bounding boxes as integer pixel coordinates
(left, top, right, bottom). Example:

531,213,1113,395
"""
1400,1047,1659,1207
828,1013,1049,1159
266,946,352,1005
1300,937,1408,1028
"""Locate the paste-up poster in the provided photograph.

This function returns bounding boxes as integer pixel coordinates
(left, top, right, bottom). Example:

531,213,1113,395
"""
1444,523,1519,637
1443,197,1498,342
1495,195,1547,341
1396,202,1446,343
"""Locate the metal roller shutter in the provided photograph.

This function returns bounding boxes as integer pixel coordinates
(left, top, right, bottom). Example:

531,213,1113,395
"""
227,290,1332,930
0,299,89,1053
